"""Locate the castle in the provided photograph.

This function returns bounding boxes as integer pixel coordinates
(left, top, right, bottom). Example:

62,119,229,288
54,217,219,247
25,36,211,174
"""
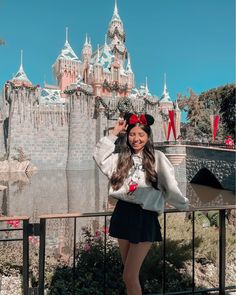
0,0,181,170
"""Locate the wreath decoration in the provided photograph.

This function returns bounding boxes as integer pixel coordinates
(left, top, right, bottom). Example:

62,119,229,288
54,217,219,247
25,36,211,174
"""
117,97,133,113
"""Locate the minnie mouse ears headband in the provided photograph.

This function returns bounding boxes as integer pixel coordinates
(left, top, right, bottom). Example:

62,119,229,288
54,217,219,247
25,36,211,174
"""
124,113,155,126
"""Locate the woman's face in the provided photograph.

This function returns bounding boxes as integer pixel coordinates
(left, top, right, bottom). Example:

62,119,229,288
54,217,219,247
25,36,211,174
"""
128,125,149,154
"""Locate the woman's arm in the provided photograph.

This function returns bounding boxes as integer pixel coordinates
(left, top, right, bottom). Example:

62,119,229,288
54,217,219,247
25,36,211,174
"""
93,119,126,179
156,150,189,210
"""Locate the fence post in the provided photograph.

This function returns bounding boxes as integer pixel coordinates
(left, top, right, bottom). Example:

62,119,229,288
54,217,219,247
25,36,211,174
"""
192,211,195,293
163,212,166,294
23,219,29,295
38,218,46,295
219,209,226,295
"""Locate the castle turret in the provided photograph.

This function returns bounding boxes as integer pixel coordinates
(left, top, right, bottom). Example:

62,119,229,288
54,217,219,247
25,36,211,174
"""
108,0,126,63
81,34,92,63
81,34,92,83
52,28,81,92
93,45,103,96
11,50,32,86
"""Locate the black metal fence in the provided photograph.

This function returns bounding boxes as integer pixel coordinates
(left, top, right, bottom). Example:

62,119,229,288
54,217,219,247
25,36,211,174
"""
0,209,235,295
0,216,29,294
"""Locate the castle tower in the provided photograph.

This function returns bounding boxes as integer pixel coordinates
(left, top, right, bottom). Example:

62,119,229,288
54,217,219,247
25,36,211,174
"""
107,0,127,63
81,34,92,83
159,74,172,140
52,28,81,92
4,51,39,159
93,45,103,96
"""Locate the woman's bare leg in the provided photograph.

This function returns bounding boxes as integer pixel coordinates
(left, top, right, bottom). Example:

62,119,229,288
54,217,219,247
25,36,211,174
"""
123,242,152,295
118,238,130,264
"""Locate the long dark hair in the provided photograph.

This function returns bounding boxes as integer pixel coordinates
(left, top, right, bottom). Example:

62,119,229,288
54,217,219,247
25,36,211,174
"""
110,123,158,190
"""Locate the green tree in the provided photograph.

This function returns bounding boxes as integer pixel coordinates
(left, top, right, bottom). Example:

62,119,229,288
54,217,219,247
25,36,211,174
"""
219,84,235,138
177,84,235,141
177,89,212,141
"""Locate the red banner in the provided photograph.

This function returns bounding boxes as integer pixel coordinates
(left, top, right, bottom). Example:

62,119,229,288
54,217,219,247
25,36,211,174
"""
213,115,219,141
167,121,171,141
167,110,177,141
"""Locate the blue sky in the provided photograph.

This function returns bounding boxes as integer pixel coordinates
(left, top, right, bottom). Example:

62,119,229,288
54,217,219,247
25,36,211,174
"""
0,0,235,102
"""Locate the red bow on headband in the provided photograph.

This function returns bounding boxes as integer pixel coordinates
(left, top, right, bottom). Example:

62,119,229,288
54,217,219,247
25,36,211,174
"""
129,114,147,125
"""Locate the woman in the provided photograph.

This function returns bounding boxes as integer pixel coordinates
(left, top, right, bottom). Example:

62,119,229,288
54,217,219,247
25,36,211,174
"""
93,113,189,295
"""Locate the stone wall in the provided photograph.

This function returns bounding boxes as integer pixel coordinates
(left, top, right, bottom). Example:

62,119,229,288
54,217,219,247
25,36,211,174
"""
0,121,6,157
186,146,235,191
66,94,96,170
8,103,69,170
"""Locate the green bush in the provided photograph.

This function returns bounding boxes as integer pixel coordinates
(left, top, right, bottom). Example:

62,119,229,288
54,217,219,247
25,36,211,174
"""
48,226,125,295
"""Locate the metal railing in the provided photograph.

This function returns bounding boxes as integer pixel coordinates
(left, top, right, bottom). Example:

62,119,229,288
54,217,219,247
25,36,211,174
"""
155,141,236,150
0,216,30,294
37,208,235,295
0,208,235,295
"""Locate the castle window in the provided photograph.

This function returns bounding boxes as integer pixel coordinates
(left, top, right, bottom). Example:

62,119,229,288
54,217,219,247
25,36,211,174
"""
113,67,118,81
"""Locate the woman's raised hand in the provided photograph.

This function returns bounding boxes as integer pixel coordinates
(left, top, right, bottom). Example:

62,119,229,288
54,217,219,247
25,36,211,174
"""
112,118,127,136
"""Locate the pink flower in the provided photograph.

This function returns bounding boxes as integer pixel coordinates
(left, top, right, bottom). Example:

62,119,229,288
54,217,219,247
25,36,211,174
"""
95,230,101,237
102,227,109,235
6,220,20,228
83,243,91,252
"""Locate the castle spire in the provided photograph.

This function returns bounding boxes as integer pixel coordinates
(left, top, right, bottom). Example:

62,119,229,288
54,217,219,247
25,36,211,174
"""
84,33,88,45
11,49,32,85
65,27,69,44
164,73,167,93
114,0,119,17
96,44,100,64
104,33,107,45
145,76,149,93
20,49,23,70
126,53,133,73
160,73,171,102
110,0,122,23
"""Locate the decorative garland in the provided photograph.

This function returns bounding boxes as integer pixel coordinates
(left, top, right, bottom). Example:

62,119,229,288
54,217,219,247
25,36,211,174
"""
95,96,134,116
6,81,40,91
103,80,128,94
95,95,160,117
112,45,126,56
144,97,159,106
108,27,125,40
64,86,93,96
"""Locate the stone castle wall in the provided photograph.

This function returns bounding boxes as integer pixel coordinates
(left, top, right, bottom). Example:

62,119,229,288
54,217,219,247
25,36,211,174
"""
8,103,69,170
1,88,180,170
66,94,97,170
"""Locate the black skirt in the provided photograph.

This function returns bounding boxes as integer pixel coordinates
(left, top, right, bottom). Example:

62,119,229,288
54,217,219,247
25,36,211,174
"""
109,200,162,244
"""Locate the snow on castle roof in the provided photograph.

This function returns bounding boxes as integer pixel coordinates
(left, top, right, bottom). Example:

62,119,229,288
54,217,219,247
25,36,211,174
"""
55,27,79,61
39,87,64,104
56,40,79,61
12,50,32,84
